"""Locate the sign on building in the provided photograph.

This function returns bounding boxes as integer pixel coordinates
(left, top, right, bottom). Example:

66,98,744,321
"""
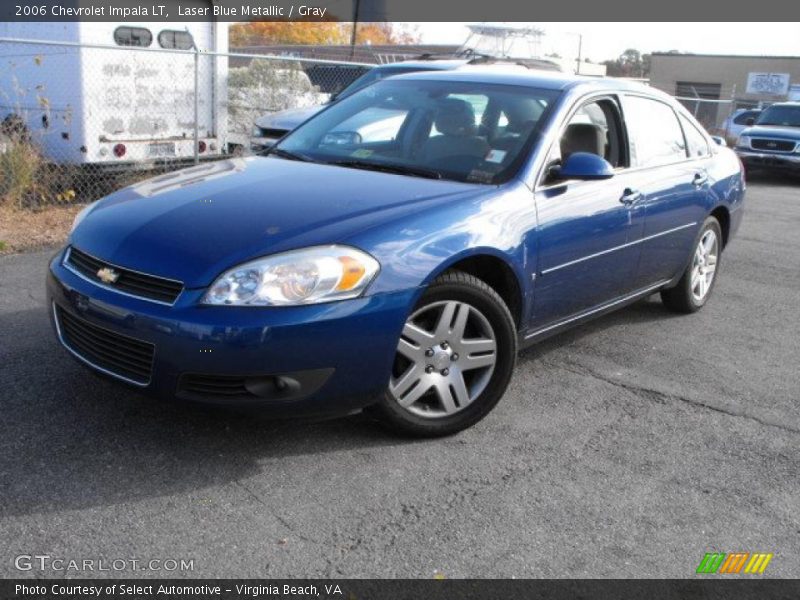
746,72,791,96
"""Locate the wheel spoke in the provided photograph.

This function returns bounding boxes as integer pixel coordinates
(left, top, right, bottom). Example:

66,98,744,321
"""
396,337,419,360
450,371,471,408
390,364,421,399
462,351,496,371
435,381,458,414
434,301,458,339
705,263,716,275
451,303,470,342
402,322,435,346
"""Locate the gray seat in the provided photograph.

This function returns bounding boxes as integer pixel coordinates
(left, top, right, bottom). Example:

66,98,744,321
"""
560,122,605,160
422,98,489,164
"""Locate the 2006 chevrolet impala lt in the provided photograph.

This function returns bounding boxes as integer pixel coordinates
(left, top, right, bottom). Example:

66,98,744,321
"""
48,68,745,436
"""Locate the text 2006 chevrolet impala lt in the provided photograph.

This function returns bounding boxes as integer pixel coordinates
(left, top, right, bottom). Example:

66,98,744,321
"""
49,69,745,436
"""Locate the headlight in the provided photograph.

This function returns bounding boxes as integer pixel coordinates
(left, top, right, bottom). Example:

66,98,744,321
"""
71,202,96,233
251,125,264,137
202,245,380,306
737,135,751,149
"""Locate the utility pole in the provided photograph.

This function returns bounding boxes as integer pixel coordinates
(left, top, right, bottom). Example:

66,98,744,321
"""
349,0,361,60
575,34,583,75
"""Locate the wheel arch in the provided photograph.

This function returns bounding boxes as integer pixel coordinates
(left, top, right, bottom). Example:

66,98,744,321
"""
421,249,525,329
709,204,731,248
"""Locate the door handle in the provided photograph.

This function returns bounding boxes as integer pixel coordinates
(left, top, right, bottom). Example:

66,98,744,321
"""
692,172,709,187
620,188,643,205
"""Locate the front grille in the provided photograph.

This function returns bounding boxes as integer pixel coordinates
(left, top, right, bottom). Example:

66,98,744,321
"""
56,306,155,385
750,138,796,152
66,247,183,304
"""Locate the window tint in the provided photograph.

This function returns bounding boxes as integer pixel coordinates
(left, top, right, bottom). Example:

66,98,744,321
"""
624,96,686,168
114,27,152,47
680,114,710,158
158,30,195,50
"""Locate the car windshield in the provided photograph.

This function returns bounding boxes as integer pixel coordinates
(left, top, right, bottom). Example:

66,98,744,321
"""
756,105,800,127
274,79,558,184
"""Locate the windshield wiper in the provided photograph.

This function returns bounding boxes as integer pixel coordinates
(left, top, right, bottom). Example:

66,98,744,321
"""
325,159,442,180
267,147,314,162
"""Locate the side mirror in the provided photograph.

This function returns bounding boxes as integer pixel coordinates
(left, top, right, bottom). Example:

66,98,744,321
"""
710,136,727,147
554,152,615,181
745,117,756,126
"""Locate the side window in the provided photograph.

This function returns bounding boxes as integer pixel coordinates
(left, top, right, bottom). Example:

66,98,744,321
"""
623,95,686,168
679,114,710,158
158,30,195,50
559,98,625,167
114,27,152,47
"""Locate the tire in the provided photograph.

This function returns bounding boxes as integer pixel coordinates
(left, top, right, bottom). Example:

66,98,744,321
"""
370,270,517,437
661,216,722,313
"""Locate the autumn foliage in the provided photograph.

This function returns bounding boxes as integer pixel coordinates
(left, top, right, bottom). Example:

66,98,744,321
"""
229,22,418,47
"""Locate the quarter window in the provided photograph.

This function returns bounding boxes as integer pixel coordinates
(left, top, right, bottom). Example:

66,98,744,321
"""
158,30,195,50
113,27,152,47
623,95,686,168
679,114,710,158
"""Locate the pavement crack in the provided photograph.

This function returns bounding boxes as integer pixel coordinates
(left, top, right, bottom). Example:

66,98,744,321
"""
545,358,800,436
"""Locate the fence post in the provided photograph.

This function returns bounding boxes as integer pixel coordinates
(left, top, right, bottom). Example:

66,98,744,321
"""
194,46,200,165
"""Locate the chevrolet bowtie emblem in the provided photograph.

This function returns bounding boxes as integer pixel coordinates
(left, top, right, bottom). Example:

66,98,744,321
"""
97,267,120,284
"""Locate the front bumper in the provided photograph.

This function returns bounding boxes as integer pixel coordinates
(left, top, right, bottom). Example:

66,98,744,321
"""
47,248,416,415
735,149,800,170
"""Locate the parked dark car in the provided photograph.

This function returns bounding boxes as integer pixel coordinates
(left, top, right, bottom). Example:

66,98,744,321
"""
50,69,744,436
735,102,800,173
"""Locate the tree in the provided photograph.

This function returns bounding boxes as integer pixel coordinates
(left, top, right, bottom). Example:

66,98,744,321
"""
229,22,419,48
602,48,651,78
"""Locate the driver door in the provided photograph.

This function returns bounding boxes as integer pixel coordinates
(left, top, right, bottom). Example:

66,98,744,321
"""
530,96,645,329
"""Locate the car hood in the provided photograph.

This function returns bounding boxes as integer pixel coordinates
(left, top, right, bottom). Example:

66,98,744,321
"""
71,157,482,288
741,125,800,140
255,105,324,132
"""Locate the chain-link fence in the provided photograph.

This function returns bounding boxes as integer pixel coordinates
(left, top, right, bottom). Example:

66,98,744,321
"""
0,34,371,210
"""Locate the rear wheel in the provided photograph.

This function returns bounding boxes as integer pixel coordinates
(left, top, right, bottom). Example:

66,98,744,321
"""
661,216,722,313
371,270,516,437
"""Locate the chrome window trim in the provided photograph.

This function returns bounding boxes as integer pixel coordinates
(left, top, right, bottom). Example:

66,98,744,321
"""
540,222,698,275
52,302,152,387
62,247,182,307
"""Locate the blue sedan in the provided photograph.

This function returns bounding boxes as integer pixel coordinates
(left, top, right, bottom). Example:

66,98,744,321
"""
49,69,745,436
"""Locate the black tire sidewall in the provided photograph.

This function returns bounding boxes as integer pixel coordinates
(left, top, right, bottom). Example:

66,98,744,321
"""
374,274,517,436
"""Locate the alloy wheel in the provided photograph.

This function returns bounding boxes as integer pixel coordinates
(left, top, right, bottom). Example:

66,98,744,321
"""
388,300,497,419
691,229,719,302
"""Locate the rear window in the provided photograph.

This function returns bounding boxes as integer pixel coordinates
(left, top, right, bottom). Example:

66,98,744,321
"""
158,30,195,50
113,27,152,47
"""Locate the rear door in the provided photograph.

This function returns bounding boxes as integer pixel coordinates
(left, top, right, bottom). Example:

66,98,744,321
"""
620,94,709,287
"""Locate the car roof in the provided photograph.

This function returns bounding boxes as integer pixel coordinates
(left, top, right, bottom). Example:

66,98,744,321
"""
389,67,661,95
375,60,468,71
766,101,800,107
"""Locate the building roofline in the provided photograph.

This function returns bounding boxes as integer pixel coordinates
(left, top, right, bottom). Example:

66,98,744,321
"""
651,52,800,60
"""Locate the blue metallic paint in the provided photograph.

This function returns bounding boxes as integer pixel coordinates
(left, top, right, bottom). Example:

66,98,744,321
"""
49,72,745,414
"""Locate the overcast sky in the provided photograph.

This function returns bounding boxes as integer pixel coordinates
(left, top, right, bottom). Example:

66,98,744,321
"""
411,23,800,62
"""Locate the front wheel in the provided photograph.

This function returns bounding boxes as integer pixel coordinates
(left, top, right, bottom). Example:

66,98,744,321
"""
661,216,722,313
370,270,517,437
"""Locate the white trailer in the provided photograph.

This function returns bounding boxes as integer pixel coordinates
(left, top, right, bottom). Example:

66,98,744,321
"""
0,18,228,168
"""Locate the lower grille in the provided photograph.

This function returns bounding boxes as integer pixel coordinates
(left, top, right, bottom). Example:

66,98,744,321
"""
751,138,796,152
180,374,253,398
55,305,155,385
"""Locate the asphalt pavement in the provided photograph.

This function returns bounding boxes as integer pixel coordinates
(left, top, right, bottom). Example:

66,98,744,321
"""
1,177,798,578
